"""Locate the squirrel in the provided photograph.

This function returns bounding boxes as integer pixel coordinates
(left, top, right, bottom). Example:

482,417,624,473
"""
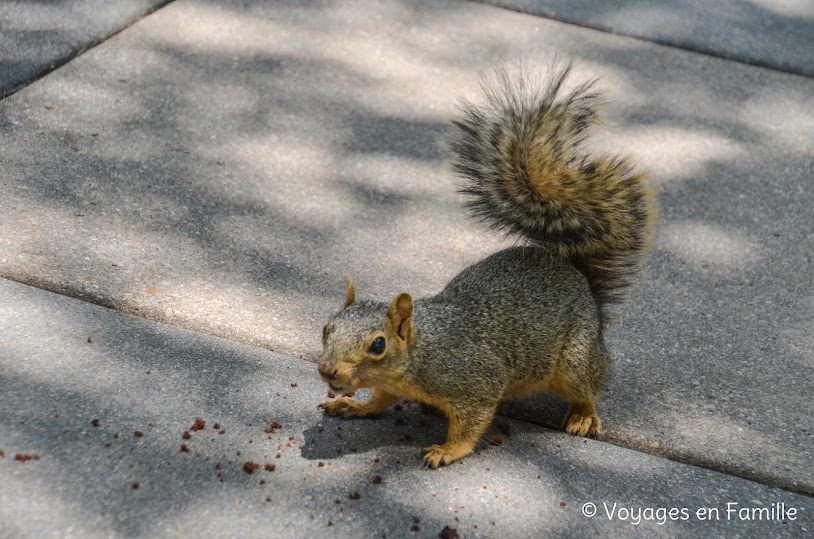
317,62,655,468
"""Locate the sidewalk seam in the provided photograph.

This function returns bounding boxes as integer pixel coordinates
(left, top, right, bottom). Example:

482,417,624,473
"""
4,273,809,498
470,0,813,78
0,0,177,101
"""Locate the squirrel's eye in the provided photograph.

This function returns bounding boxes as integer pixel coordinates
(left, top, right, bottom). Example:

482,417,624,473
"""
367,336,386,355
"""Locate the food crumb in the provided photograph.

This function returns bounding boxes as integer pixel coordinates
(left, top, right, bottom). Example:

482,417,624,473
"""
372,475,383,484
190,418,206,431
0,449,5,458
131,482,139,489
317,462,325,468
265,464,276,472
243,461,260,474
134,431,144,438
290,383,298,388
264,422,283,434
182,431,191,440
349,492,361,500
410,524,420,532
438,525,460,539
218,429,225,435
14,453,39,463
327,520,333,526
213,421,220,429
180,444,189,453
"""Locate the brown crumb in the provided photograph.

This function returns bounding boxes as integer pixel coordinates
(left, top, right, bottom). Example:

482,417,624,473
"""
276,453,281,459
180,444,189,453
213,421,220,429
317,462,325,468
266,497,271,502
264,422,283,434
190,418,206,431
182,431,191,440
218,429,225,435
438,525,460,539
373,458,380,463
372,475,383,484
264,463,276,472
259,479,266,485
349,492,361,500
290,383,298,388
215,463,221,470
14,453,39,463
131,482,139,489
91,419,100,427
410,524,420,532
560,501,566,507
243,461,260,474
0,449,6,457
113,432,119,439
133,431,144,438
327,520,333,526
87,336,93,344
236,450,241,456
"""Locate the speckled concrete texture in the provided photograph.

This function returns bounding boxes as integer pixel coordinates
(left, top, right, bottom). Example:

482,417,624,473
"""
1,278,811,538
1,0,812,520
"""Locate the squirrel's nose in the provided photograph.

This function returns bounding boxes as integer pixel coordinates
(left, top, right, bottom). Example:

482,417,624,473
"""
318,363,337,381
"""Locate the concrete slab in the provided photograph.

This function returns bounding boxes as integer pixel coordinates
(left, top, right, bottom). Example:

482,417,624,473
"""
0,0,812,496
1,277,811,538
0,0,172,98
478,0,814,76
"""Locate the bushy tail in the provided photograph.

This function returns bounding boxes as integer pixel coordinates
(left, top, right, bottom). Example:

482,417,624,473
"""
445,62,655,304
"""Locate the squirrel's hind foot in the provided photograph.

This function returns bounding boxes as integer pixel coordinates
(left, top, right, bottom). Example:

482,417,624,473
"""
563,401,601,437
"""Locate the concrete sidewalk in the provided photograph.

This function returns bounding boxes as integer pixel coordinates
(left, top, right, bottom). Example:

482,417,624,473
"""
1,277,811,538
1,0,812,536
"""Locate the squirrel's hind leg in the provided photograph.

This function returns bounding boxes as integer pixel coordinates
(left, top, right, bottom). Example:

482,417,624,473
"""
547,338,608,438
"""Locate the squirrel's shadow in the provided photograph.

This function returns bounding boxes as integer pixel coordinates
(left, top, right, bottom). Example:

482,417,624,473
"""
300,395,570,461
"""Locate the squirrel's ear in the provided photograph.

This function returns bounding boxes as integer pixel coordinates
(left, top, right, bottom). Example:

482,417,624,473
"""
388,293,414,346
344,278,356,307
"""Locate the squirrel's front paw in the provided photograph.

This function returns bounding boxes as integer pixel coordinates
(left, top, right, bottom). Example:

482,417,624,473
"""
319,396,370,418
423,442,473,469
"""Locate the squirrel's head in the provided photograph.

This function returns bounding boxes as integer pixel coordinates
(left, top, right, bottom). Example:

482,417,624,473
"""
317,279,414,394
